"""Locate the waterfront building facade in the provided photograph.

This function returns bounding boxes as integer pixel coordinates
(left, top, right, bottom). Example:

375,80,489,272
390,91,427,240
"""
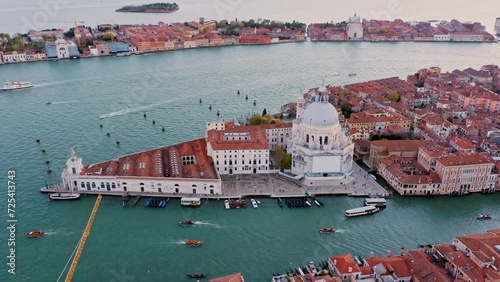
435,154,496,194
45,39,80,59
1,51,27,63
61,139,222,196
288,87,354,177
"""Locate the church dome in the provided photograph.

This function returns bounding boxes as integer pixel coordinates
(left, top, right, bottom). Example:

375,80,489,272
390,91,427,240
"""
302,101,339,127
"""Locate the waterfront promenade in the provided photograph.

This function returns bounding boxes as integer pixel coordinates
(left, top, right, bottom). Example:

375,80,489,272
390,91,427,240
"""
221,162,388,198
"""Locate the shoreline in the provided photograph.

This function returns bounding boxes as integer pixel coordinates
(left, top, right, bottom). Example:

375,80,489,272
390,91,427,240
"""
1,38,497,67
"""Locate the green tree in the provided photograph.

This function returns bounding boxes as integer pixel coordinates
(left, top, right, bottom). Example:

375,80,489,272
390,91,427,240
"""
339,89,351,96
199,17,205,24
280,154,292,169
387,93,401,102
262,108,267,116
249,115,262,125
380,28,389,34
262,114,273,124
341,104,352,118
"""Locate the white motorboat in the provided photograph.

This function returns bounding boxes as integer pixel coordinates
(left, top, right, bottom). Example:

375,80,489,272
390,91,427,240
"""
314,200,321,206
1,81,33,91
256,200,261,205
370,174,377,180
49,193,80,200
251,199,258,208
224,199,230,210
305,200,312,207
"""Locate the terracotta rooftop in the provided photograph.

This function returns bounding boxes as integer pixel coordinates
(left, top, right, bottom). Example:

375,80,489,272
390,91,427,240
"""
329,254,361,274
80,138,218,180
365,256,411,278
209,273,244,282
437,154,494,167
207,124,269,151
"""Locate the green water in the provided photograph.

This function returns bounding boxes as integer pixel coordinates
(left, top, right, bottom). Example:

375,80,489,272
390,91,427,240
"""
0,42,499,281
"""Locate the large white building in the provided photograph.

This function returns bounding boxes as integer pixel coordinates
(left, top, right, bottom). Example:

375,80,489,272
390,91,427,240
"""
288,87,354,177
347,14,363,40
61,139,222,196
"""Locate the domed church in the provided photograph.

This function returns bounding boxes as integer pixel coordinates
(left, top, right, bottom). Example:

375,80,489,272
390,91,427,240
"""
287,87,354,177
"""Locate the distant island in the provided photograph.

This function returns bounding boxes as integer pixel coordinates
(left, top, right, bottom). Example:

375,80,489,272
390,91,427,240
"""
116,2,179,13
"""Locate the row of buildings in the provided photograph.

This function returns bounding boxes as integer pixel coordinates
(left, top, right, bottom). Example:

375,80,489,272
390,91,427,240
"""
309,16,496,42
281,64,500,196
286,229,500,282
0,20,306,64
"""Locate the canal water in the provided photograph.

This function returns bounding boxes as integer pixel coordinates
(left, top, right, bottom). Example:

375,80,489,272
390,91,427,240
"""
0,42,500,281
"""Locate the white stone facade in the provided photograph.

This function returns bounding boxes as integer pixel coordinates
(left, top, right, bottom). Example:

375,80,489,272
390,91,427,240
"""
288,88,354,177
347,14,363,40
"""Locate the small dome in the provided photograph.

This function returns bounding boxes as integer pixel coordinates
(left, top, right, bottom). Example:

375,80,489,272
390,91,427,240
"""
302,101,339,126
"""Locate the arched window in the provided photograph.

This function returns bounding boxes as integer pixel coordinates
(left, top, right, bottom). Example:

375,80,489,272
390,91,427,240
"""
324,136,329,145
319,136,323,145
306,134,309,143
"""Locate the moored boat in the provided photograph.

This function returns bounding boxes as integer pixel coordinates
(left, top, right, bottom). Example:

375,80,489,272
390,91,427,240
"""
364,198,387,208
27,231,45,238
319,228,336,233
49,193,80,200
251,198,258,208
241,199,247,208
1,81,33,91
181,197,201,207
185,240,203,247
345,205,380,217
179,220,196,226
224,199,230,209
186,273,208,279
477,214,492,220
370,174,377,180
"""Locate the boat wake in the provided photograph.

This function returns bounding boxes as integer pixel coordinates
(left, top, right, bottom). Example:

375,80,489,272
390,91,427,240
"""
165,240,187,245
50,100,82,105
99,98,181,119
194,221,222,229
334,228,346,234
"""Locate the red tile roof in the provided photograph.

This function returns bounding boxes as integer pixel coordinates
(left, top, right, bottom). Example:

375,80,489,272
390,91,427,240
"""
437,154,493,166
329,254,361,274
80,138,217,180
365,256,411,278
209,273,244,282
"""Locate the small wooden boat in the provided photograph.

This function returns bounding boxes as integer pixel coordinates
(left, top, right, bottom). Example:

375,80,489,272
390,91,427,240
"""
477,214,492,220
27,231,45,238
241,199,247,208
319,228,336,234
186,273,208,279
185,240,203,247
229,199,235,209
179,220,196,226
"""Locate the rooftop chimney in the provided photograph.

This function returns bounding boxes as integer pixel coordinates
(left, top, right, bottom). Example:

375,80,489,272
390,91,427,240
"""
387,250,392,257
370,252,374,258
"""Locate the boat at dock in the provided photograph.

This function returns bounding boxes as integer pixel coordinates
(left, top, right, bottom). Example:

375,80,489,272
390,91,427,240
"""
49,193,80,200
277,198,283,208
1,81,33,91
364,198,387,208
345,205,380,217
185,240,203,247
224,199,230,209
179,220,196,226
370,174,377,180
181,197,201,207
241,199,247,208
251,198,258,208
27,231,45,238
319,228,336,233
477,214,492,220
186,273,208,279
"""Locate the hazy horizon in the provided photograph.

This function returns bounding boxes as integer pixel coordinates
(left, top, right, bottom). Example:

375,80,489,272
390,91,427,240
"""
0,0,498,34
